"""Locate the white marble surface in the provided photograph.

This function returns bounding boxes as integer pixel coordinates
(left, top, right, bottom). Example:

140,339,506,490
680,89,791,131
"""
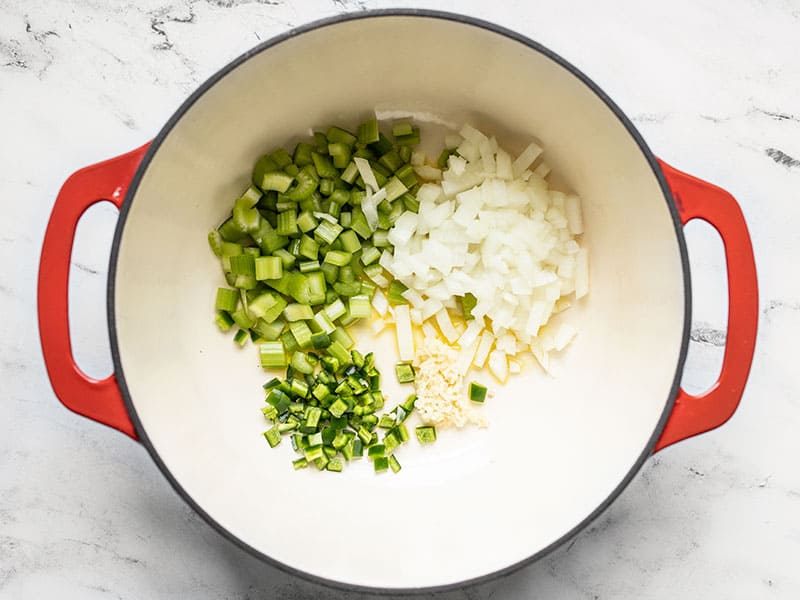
1,0,799,597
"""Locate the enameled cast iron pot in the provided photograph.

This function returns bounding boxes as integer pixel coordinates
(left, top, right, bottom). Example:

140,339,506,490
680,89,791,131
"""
38,10,758,593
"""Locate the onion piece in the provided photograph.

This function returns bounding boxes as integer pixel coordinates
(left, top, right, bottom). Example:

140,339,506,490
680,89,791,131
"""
434,308,460,343
457,319,484,349
401,287,425,308
488,349,508,383
512,142,543,177
364,187,386,230
457,339,479,374
422,321,439,340
565,194,584,235
413,165,443,181
353,157,379,192
553,322,577,351
393,305,414,361
371,288,389,317
473,331,495,368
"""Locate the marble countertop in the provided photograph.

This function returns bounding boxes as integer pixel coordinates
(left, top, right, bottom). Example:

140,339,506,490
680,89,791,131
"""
2,0,798,597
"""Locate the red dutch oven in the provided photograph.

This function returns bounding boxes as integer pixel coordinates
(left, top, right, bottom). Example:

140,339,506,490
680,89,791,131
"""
38,10,757,593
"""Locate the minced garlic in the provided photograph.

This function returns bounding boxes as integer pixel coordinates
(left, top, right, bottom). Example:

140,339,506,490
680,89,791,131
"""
413,337,486,428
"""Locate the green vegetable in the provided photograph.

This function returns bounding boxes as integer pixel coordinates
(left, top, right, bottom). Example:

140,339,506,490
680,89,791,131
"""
215,287,239,312
469,382,488,403
388,455,401,473
215,310,235,332
210,118,427,474
255,256,282,280
461,292,478,320
394,363,415,383
260,341,286,368
416,425,437,444
233,329,249,346
263,426,281,448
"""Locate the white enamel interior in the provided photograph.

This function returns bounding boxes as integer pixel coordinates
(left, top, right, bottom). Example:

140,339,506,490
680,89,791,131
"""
113,15,686,590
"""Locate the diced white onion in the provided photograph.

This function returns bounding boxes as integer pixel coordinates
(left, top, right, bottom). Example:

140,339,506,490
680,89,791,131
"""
353,157,379,192
457,319,483,349
488,349,509,382
401,287,425,308
512,142,543,177
565,194,584,235
533,162,551,178
371,318,388,335
495,149,513,180
371,288,389,317
553,322,577,351
380,126,588,373
435,309,460,343
393,305,415,361
413,165,443,180
422,321,439,340
473,331,495,368
457,339,479,374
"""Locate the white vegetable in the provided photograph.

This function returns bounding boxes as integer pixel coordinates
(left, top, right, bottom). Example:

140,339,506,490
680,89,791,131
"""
414,164,443,181
353,157,379,192
371,288,389,317
362,187,386,231
529,339,550,373
434,308,460,343
387,211,418,247
473,331,495,368
512,142,543,177
383,127,588,376
400,287,425,308
457,319,484,349
457,339,479,374
495,149,513,180
565,194,584,235
553,322,577,351
459,123,488,145
533,162,551,178
422,321,439,340
410,151,426,166
371,318,388,335
393,304,415,361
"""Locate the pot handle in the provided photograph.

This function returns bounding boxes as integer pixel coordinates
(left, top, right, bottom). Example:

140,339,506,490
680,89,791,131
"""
38,144,150,439
654,161,758,451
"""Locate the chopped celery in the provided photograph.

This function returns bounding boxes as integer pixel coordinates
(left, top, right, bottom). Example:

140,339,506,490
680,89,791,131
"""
215,287,239,312
255,256,282,280
215,310,234,332
233,329,249,346
208,119,431,475
260,342,286,368
262,171,294,193
283,303,314,322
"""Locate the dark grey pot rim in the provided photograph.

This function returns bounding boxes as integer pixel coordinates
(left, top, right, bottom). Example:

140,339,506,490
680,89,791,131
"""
108,8,691,595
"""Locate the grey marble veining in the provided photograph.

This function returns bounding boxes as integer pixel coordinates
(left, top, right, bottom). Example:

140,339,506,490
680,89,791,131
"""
1,0,799,597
